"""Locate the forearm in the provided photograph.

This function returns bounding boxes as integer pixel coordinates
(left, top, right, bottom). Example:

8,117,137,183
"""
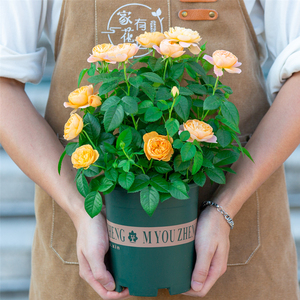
0,77,86,227
214,71,300,217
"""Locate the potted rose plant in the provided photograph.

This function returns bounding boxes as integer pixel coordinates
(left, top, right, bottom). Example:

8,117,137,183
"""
59,27,251,296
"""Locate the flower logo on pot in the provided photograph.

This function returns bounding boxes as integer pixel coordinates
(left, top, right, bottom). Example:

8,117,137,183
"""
136,32,165,48
71,145,99,169
179,120,217,143
128,231,138,243
203,50,242,77
143,132,174,161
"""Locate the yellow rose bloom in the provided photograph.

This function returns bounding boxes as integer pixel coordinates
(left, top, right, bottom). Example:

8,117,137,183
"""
153,39,185,58
71,145,99,170
181,120,217,143
143,132,174,162
63,113,83,141
88,95,102,107
203,50,242,77
104,43,139,63
87,43,113,63
64,85,93,109
136,32,165,48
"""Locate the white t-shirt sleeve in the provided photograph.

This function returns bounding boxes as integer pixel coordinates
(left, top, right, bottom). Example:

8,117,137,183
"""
0,0,48,84
261,0,300,102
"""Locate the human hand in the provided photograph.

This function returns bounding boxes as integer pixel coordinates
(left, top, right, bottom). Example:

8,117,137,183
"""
182,207,231,297
75,210,130,300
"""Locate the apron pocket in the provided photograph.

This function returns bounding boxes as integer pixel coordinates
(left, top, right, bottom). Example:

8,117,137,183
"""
227,190,260,266
50,199,79,264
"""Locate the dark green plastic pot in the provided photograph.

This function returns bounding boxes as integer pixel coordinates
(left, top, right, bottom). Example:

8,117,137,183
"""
105,184,199,297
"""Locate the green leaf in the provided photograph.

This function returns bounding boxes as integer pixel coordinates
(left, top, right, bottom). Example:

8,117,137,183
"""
157,100,170,111
181,143,196,162
193,172,206,187
174,155,191,172
192,151,203,175
128,174,150,193
160,193,172,202
165,118,180,137
65,143,79,156
242,147,254,162
85,192,102,218
129,75,143,88
214,150,240,166
179,131,190,142
156,87,171,100
98,132,115,145
169,181,189,200
173,139,184,149
116,128,132,149
186,61,206,76
103,142,116,154
84,165,101,177
218,85,233,94
58,150,66,175
169,173,182,182
141,82,156,100
205,167,226,184
170,63,185,79
78,68,88,87
104,104,124,132
118,172,135,190
188,84,207,95
153,161,173,174
179,87,194,96
202,157,214,168
121,96,138,115
87,63,96,76
98,80,119,96
98,177,114,192
83,113,101,140
174,96,191,121
216,116,240,133
76,173,89,197
221,101,239,127
105,168,118,182
142,72,164,84
203,95,222,110
140,186,160,216
216,129,232,147
101,96,121,112
154,57,164,71
89,177,101,192
144,106,162,122
150,177,169,193
88,72,123,84
222,167,236,174
138,100,153,114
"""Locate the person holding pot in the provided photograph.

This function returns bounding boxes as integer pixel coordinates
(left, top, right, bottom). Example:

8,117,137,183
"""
0,0,299,299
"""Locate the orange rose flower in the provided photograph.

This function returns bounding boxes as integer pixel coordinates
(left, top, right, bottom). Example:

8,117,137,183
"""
87,43,113,63
103,43,139,64
63,113,83,141
88,95,102,107
153,39,185,58
179,120,217,143
143,132,174,162
64,85,93,110
203,50,242,77
136,32,165,48
71,145,99,170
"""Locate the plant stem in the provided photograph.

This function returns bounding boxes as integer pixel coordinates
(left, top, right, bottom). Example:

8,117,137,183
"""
123,62,130,95
93,164,106,169
147,159,153,172
196,50,203,63
163,58,169,81
131,114,137,130
121,146,145,174
152,49,155,57
82,130,97,149
212,76,219,95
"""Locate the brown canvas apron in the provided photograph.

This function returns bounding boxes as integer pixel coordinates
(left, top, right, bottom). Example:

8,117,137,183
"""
29,0,299,299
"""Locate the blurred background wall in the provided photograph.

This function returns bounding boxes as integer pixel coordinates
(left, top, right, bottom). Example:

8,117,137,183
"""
0,33,299,300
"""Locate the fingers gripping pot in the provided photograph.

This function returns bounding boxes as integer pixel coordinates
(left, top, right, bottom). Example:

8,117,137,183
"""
105,184,199,296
